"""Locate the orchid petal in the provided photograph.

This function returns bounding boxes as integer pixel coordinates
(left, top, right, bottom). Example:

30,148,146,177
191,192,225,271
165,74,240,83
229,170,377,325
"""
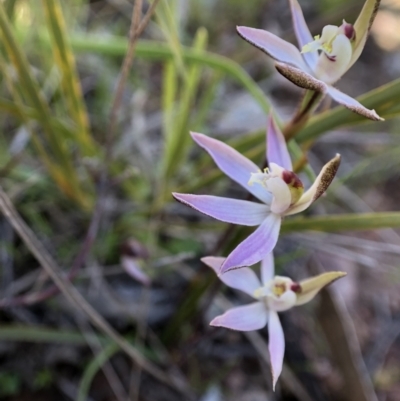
267,115,292,171
220,213,281,273
261,253,275,286
285,154,341,216
202,256,261,297
268,311,285,391
350,0,380,68
210,302,268,331
314,34,352,85
236,26,309,71
191,132,272,204
265,177,292,215
326,86,383,121
121,256,151,286
289,0,317,70
172,193,271,226
296,271,347,305
275,62,326,92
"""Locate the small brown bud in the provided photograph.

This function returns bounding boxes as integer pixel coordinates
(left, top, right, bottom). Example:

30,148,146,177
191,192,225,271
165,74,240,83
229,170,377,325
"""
120,239,149,259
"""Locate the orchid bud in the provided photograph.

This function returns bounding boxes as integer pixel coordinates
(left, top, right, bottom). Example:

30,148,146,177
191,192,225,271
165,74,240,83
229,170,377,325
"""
120,238,151,286
121,238,150,259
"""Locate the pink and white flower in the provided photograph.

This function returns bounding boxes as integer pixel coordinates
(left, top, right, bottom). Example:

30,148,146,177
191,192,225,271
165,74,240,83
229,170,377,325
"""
203,254,346,389
236,0,382,121
173,116,340,274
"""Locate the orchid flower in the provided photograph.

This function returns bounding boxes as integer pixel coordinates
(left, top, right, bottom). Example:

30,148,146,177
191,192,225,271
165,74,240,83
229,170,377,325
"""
203,254,346,389
237,0,382,121
173,116,340,274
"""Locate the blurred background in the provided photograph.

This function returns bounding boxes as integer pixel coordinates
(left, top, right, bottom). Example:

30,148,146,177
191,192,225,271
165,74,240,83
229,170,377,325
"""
0,0,400,400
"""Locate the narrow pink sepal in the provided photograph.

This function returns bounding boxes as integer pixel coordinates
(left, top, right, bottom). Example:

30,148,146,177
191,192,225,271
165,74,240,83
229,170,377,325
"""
190,132,272,204
268,311,285,391
289,0,317,70
267,115,292,171
172,193,270,226
326,86,383,121
220,213,281,274
236,26,309,72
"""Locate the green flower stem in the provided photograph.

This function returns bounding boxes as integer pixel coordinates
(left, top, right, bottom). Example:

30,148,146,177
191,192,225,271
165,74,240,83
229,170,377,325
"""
281,212,400,233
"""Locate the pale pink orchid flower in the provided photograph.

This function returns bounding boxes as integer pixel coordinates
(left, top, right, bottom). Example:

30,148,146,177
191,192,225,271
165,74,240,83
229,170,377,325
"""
173,116,340,274
237,0,382,121
203,254,346,390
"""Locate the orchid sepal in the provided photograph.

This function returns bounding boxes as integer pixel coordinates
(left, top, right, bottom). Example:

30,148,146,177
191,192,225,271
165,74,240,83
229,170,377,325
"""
285,153,341,215
275,63,383,121
296,271,347,305
351,0,381,68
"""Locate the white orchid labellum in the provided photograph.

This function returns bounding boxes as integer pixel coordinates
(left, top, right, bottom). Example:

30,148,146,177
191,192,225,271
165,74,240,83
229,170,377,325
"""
203,254,347,389
237,0,382,121
301,21,356,84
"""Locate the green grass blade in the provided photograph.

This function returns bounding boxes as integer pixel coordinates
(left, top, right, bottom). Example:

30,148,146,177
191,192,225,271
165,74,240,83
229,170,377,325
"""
163,27,208,180
191,71,222,131
77,343,120,401
155,0,186,79
0,325,108,345
0,4,91,208
0,52,88,206
65,35,273,116
41,0,96,156
0,97,76,138
281,212,400,233
161,60,178,170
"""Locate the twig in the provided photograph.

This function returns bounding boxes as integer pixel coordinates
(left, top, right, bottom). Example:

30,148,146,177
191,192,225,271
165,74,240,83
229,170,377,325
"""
107,0,161,151
0,184,185,393
129,287,150,401
0,185,103,308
